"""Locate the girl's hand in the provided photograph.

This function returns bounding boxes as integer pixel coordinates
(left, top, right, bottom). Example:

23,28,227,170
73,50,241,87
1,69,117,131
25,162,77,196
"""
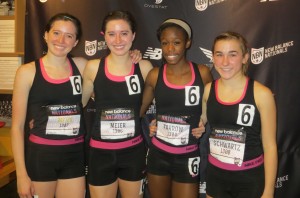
149,119,157,137
129,49,142,64
17,175,35,198
192,119,206,139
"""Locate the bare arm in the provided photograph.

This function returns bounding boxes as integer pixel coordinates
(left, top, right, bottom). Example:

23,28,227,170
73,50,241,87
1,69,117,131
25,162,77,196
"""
72,56,88,75
82,59,100,107
198,64,213,85
254,81,277,198
200,82,212,126
140,67,158,117
11,62,36,197
139,59,153,81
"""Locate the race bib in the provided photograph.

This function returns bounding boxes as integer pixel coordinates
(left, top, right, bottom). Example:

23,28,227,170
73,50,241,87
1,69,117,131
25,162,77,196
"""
156,115,190,146
100,108,135,139
209,127,246,166
45,104,81,136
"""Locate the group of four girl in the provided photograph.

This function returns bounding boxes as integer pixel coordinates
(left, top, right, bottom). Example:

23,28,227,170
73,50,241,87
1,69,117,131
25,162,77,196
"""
11,10,277,198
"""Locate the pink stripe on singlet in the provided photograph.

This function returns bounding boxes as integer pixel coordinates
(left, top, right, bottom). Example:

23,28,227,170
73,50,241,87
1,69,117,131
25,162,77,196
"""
40,58,73,84
104,58,135,82
152,136,198,154
208,154,264,171
163,62,195,89
29,134,84,145
90,135,143,150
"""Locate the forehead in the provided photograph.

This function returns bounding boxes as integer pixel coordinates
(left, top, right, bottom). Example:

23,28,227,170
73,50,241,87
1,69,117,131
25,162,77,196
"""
106,19,131,30
50,20,77,32
214,39,242,52
161,26,186,38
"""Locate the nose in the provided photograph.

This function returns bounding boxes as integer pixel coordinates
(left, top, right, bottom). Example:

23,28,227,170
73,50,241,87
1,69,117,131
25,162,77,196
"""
222,55,229,65
58,34,65,43
115,34,121,43
167,43,175,52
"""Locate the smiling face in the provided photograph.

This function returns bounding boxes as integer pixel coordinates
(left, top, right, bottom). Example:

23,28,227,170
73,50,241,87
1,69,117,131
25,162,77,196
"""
104,19,135,56
160,26,191,65
44,20,78,57
213,39,249,80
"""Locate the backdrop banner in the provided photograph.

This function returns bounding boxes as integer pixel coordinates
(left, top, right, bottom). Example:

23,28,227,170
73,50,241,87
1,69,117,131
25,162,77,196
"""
25,0,300,197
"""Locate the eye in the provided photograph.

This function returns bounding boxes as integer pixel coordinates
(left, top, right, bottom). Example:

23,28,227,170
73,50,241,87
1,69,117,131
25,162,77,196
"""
229,52,237,57
214,52,223,57
53,31,60,35
174,41,181,46
121,32,129,36
66,34,74,39
161,41,168,46
107,32,115,37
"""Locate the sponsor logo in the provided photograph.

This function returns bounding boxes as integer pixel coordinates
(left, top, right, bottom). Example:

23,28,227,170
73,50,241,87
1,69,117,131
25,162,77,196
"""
195,0,226,11
97,41,107,51
200,47,213,62
144,0,168,9
275,174,288,188
199,181,206,194
199,47,213,69
85,40,97,56
251,41,294,65
84,40,107,56
251,48,264,65
143,47,162,60
260,0,279,2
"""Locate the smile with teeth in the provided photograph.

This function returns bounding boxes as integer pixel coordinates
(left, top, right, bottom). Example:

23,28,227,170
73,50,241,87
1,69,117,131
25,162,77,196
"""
166,54,177,59
114,45,125,49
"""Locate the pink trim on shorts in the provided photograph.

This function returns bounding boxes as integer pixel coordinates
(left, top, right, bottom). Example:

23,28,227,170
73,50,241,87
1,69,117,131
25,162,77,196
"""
163,62,195,89
208,154,264,171
152,136,198,154
29,134,84,145
105,58,134,82
40,58,73,84
90,135,143,150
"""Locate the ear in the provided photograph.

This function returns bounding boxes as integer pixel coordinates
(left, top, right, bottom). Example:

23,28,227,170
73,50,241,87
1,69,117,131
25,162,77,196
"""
74,40,79,47
132,32,136,41
185,39,191,49
44,32,48,42
243,53,249,64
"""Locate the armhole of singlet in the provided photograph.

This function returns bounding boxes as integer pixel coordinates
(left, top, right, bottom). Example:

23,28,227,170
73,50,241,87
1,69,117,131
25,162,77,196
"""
215,77,249,105
40,58,73,84
104,58,135,82
163,62,195,89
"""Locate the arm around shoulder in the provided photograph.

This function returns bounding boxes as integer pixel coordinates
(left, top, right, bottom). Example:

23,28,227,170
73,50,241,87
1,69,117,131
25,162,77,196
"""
72,57,88,75
82,59,100,107
198,64,213,85
139,59,153,81
140,67,158,116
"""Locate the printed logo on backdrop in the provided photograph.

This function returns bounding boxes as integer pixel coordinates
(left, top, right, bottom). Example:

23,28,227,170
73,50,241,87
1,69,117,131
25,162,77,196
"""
251,41,294,65
85,40,107,56
85,40,97,56
143,47,162,60
260,0,279,2
199,47,213,69
275,174,288,188
195,0,226,11
144,0,167,9
251,48,264,65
